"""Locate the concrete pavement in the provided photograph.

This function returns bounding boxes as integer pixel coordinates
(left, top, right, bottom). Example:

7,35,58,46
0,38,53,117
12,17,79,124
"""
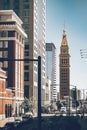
0,117,14,127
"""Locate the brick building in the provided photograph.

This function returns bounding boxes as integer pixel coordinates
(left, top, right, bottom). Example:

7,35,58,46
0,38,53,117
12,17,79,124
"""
0,68,13,119
0,10,27,117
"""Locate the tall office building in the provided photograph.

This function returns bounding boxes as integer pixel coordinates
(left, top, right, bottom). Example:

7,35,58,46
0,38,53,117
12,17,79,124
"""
0,10,27,115
0,0,46,105
59,30,70,100
46,43,57,101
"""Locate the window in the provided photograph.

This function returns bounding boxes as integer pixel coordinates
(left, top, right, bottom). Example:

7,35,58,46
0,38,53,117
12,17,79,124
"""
3,41,8,48
24,72,29,81
24,85,29,98
25,31,29,36
4,0,9,2
16,32,18,39
4,5,9,10
23,25,29,30
0,41,2,48
24,65,29,70
14,9,19,16
24,0,29,2
25,45,29,49
24,11,29,16
8,31,15,37
3,61,8,68
14,0,19,9
24,18,29,23
3,51,8,58
4,0,10,9
0,31,8,37
25,38,29,43
19,35,21,42
24,51,29,56
24,4,30,9
24,61,29,63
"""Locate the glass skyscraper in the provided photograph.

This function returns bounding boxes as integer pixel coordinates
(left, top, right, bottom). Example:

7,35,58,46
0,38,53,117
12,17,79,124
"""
46,43,57,101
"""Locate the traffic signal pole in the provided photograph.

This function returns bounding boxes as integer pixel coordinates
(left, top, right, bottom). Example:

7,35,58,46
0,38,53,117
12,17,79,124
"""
38,56,41,130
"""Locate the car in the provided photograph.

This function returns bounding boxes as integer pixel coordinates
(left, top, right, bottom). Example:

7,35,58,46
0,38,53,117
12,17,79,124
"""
3,122,15,130
15,118,22,123
60,107,66,112
25,112,33,117
13,119,22,128
55,110,60,114
22,115,31,122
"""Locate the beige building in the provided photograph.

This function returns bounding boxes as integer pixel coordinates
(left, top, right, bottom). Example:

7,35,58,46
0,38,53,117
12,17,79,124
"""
77,89,81,100
0,10,27,116
59,30,70,100
45,77,51,105
0,0,46,106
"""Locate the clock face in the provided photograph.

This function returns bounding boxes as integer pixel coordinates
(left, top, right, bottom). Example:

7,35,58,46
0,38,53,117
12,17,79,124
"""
63,49,67,53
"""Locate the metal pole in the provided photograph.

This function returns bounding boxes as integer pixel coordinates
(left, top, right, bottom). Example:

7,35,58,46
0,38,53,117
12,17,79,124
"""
69,96,70,116
68,87,71,116
38,56,41,130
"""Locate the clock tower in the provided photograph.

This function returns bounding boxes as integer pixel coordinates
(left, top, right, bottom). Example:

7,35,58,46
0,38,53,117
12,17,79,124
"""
59,30,70,100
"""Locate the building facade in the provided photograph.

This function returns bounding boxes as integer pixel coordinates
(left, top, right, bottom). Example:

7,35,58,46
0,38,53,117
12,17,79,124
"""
59,30,70,100
0,0,46,106
71,87,77,101
45,77,51,105
46,43,57,101
0,68,13,119
0,10,27,115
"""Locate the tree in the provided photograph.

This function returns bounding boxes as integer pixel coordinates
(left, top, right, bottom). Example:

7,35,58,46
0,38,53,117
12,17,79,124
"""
20,97,34,113
76,100,80,107
56,101,63,111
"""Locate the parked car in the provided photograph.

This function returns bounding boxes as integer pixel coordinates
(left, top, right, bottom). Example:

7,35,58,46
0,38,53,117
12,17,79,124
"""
3,122,15,130
15,118,22,123
22,113,33,122
25,112,33,117
60,107,66,112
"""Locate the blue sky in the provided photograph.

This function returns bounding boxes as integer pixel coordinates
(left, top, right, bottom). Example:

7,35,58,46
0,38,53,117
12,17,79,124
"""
46,0,87,91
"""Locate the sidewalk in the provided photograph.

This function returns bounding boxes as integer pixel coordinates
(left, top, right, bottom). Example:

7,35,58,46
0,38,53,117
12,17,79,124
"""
0,117,14,127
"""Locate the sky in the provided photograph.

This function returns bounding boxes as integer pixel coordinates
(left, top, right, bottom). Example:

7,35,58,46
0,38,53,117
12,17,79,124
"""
46,0,87,92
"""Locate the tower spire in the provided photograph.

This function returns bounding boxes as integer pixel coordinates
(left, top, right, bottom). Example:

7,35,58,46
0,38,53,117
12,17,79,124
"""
63,21,66,36
61,24,68,46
